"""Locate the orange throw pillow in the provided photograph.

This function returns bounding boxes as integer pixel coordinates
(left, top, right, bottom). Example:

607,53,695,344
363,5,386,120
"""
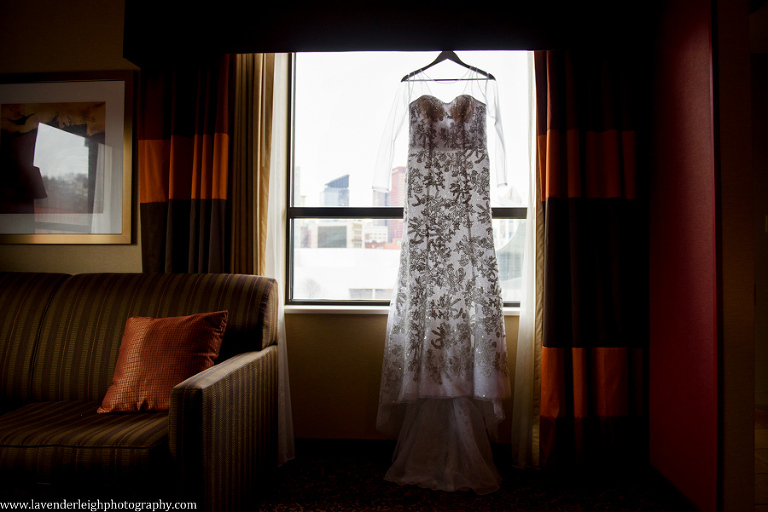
97,311,228,413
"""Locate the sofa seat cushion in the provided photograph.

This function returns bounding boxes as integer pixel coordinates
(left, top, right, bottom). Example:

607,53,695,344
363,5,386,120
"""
0,401,169,484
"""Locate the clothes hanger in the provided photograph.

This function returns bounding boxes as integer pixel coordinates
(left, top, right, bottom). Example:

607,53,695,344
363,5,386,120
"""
401,50,495,82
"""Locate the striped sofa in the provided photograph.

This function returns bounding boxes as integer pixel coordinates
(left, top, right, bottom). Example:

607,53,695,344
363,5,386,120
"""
0,272,279,510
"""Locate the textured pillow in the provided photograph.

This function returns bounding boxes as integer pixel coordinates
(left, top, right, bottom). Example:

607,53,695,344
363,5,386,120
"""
97,310,228,413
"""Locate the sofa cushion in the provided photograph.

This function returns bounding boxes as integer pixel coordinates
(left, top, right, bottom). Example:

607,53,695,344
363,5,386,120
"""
0,401,169,483
30,273,278,402
0,273,68,403
98,311,227,413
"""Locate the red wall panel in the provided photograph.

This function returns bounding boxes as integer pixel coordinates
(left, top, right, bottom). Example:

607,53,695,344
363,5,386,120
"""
649,0,719,510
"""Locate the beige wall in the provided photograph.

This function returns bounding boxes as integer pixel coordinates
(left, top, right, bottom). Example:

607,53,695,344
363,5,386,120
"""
0,0,523,442
286,312,520,441
0,0,141,274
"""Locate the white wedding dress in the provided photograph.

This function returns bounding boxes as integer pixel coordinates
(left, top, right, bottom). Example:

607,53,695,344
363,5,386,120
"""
374,66,511,494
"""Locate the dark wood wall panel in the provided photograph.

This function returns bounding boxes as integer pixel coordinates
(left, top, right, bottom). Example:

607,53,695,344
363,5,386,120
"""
123,0,653,65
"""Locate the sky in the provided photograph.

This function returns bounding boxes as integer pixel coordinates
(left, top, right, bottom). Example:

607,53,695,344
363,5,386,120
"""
293,50,533,208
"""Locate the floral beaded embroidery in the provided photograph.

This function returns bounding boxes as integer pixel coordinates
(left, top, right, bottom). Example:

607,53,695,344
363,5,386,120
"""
379,94,509,405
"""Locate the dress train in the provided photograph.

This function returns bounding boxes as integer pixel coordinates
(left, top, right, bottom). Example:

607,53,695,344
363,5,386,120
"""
384,397,501,494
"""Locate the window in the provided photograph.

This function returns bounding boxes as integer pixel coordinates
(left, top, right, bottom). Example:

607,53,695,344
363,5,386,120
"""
288,51,532,306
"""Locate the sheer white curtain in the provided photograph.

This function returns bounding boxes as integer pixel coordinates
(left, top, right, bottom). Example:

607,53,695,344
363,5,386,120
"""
264,53,295,466
510,51,540,469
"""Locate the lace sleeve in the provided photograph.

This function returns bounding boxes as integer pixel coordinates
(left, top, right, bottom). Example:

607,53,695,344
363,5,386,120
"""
374,82,410,193
374,73,507,191
485,79,508,188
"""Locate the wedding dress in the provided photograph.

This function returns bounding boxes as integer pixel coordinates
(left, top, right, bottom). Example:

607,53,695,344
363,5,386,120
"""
374,65,511,494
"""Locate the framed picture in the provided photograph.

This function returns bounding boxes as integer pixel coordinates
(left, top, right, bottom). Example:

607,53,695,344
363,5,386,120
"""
0,71,133,244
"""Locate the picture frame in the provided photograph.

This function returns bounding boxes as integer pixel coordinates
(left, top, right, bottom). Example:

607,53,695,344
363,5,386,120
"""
0,71,133,244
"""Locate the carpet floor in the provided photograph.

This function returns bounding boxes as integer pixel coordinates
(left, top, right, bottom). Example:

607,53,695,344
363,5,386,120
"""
258,440,698,512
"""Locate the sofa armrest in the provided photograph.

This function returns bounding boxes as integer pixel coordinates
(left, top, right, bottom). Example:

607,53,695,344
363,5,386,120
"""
169,346,278,511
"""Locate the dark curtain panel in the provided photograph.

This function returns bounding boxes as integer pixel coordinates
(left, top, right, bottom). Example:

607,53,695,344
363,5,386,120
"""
534,50,646,469
138,55,235,273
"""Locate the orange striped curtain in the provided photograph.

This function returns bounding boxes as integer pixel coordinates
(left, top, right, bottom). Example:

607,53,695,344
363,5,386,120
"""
138,55,235,273
535,50,646,469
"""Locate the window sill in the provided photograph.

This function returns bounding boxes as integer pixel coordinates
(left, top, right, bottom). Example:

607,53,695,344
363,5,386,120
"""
284,305,521,316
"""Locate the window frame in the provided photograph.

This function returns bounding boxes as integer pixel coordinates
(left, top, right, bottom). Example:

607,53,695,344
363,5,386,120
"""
285,53,528,308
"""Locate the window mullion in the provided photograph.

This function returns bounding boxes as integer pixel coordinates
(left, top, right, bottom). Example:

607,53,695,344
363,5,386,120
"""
288,207,527,219
289,207,404,219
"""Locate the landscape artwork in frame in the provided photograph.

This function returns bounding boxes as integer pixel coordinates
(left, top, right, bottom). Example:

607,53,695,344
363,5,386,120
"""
0,71,133,244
